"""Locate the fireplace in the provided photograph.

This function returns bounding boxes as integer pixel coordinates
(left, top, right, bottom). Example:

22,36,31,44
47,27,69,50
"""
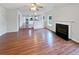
56,23,69,40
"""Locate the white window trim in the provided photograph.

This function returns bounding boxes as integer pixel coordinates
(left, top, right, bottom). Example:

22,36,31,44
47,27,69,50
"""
48,15,52,26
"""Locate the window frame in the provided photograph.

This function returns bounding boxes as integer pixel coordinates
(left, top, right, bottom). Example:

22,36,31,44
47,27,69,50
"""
48,15,52,26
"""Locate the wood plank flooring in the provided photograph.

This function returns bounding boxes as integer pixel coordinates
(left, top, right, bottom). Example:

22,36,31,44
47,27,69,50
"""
0,29,79,55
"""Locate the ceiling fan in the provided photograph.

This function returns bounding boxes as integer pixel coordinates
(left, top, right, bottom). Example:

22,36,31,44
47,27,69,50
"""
30,3,43,11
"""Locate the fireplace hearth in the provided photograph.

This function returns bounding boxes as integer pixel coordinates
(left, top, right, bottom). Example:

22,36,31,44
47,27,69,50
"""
56,23,69,41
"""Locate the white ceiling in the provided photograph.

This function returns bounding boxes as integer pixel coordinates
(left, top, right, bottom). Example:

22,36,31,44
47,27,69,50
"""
0,3,55,16
0,3,28,9
0,3,79,16
19,3,55,16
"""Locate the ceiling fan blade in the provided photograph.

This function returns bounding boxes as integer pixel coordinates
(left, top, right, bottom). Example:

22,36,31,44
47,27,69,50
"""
32,3,43,8
38,6,43,8
36,8,39,11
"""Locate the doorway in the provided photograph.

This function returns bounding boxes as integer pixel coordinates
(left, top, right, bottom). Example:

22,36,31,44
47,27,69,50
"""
18,14,34,30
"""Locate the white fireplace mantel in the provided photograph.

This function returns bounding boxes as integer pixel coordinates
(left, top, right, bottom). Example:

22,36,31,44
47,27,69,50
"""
55,20,74,39
55,20,75,23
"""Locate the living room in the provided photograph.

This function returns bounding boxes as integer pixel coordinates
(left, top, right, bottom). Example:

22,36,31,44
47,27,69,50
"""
0,3,79,55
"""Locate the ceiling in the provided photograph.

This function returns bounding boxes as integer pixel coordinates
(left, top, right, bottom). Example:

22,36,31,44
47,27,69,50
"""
0,3,55,16
19,3,55,16
0,3,79,16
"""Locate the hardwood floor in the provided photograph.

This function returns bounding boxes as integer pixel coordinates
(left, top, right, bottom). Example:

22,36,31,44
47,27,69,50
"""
0,28,79,55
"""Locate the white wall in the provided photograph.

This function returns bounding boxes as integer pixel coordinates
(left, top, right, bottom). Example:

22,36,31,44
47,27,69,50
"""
7,9,18,32
18,11,25,28
0,6,19,35
43,10,55,31
44,5,79,43
34,15,44,29
0,6,7,36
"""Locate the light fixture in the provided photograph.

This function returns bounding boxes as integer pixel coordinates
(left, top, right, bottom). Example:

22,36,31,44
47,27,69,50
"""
30,3,43,11
31,7,37,11
32,3,36,7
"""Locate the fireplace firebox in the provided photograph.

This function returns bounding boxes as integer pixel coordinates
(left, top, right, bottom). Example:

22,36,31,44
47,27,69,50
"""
56,23,69,41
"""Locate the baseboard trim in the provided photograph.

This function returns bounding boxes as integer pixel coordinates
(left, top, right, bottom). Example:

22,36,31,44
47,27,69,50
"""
45,27,55,33
0,32,7,36
71,39,79,44
0,31,18,37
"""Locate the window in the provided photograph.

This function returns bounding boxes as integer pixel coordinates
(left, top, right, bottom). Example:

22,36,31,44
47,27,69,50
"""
48,16,52,26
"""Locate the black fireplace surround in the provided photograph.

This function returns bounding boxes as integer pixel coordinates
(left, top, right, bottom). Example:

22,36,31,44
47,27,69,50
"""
56,23,69,41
